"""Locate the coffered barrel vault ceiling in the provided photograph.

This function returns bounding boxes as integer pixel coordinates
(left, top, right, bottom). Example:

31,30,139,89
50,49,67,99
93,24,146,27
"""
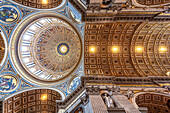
135,93,170,113
131,22,170,77
12,0,63,9
3,89,62,113
136,0,170,5
84,22,170,77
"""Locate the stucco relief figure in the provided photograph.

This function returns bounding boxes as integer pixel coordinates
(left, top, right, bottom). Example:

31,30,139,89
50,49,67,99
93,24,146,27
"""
102,93,115,108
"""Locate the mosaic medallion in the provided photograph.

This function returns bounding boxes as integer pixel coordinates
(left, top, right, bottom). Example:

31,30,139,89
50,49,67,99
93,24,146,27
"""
0,74,18,92
0,5,19,24
68,2,81,23
14,17,82,82
68,76,81,92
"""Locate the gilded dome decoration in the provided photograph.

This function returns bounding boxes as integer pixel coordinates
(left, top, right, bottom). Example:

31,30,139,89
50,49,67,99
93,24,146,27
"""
10,12,82,85
19,18,81,81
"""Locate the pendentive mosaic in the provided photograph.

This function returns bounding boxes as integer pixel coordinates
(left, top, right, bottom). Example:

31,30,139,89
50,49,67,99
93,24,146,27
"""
0,5,20,24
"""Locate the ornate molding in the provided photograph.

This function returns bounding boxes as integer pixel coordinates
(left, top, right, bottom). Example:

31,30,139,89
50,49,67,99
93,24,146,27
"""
69,0,170,22
82,76,170,86
55,76,169,112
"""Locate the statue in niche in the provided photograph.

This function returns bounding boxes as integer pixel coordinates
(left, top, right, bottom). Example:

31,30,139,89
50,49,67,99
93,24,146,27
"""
102,93,115,108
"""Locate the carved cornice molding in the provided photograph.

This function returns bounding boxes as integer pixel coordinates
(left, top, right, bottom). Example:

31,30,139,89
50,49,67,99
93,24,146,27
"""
69,0,170,22
86,85,122,95
82,76,170,86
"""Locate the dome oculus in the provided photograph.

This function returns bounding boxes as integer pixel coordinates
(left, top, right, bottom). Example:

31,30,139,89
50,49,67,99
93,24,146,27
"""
57,43,70,55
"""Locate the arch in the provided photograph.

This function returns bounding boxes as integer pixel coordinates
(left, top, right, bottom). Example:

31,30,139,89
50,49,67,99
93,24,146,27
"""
132,0,170,7
132,92,170,113
3,88,66,113
0,27,7,70
71,105,84,113
4,87,66,101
